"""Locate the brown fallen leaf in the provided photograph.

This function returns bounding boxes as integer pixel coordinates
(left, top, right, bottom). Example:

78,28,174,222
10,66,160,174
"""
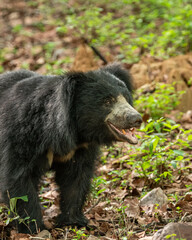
10,230,30,240
123,198,140,218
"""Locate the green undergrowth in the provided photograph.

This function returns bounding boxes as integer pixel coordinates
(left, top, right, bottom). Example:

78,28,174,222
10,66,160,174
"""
129,118,192,182
1,0,192,73
36,0,192,63
0,195,38,235
93,118,192,194
90,117,192,239
134,82,185,120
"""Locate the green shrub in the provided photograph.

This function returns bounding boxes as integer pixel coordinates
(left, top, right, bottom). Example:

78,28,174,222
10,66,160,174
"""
134,83,185,120
127,118,192,183
39,0,192,62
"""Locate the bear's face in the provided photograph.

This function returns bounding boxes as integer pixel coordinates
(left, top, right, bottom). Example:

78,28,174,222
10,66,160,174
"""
104,94,142,144
75,70,142,145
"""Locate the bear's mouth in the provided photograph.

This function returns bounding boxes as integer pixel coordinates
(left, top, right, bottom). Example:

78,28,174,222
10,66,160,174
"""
107,121,139,144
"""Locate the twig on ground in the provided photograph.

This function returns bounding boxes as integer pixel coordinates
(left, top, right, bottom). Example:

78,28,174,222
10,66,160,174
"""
85,198,102,214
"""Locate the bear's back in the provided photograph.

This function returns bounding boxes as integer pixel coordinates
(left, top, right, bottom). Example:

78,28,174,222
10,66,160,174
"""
0,70,38,97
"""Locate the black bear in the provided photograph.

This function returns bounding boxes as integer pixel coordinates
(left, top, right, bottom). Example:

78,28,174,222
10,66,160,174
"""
0,64,142,233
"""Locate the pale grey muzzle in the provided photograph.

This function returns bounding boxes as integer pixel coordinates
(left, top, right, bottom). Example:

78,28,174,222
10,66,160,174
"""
105,95,142,128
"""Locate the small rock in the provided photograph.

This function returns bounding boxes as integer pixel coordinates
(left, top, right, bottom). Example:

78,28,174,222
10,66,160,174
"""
153,222,192,240
140,187,168,207
87,236,99,240
52,48,65,60
36,230,53,240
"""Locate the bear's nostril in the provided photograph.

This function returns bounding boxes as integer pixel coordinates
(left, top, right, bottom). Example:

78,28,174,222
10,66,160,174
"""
136,115,143,124
129,114,142,127
135,118,142,126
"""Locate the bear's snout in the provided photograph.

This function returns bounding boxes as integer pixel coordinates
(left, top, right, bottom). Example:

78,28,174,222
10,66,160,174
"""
125,112,142,128
105,94,142,144
106,94,142,129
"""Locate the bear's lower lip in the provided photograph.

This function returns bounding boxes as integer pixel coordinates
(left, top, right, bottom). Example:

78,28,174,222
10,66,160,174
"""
107,121,139,144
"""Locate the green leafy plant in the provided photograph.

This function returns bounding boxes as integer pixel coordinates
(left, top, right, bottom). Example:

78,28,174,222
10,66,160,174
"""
1,195,37,234
108,169,128,186
72,227,87,240
135,83,185,120
127,118,192,183
40,0,192,62
91,176,108,198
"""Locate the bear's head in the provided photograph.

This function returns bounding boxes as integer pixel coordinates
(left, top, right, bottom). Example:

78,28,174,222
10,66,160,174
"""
68,64,142,145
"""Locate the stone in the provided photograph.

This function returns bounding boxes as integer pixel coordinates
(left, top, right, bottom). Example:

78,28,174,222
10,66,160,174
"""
36,230,53,240
153,222,192,240
140,187,168,207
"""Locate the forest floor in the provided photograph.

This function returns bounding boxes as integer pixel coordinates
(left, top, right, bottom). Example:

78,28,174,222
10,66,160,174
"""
0,1,192,240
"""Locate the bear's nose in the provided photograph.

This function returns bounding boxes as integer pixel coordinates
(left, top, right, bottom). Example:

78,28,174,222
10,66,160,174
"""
126,113,142,128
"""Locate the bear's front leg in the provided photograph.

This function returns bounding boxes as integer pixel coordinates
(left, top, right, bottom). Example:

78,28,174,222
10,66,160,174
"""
53,144,99,228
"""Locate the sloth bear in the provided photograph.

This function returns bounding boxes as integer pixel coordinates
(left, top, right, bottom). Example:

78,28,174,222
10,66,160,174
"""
0,64,142,233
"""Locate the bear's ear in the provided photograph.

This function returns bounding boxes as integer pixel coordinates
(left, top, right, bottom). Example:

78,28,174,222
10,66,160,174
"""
102,63,133,93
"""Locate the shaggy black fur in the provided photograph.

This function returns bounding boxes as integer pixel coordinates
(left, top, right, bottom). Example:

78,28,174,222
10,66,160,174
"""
0,64,142,233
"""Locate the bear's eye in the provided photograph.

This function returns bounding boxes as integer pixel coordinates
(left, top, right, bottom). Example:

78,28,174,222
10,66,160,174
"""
104,97,115,106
